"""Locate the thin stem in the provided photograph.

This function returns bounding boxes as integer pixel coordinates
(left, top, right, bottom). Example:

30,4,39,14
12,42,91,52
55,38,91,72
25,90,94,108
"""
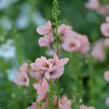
52,0,61,108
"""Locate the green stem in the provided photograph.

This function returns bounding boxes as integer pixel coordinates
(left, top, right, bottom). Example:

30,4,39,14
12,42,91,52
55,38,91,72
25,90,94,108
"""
87,56,95,105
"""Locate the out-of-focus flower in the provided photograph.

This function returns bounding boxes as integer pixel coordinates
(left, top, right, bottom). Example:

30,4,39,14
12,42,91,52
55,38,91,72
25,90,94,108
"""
91,40,105,62
106,17,109,23
33,79,49,102
58,96,72,109
85,0,100,10
105,97,109,106
38,35,54,47
104,71,109,82
62,33,90,54
0,0,19,10
19,63,29,73
80,105,95,109
32,12,46,26
13,72,29,87
16,14,29,29
104,38,109,47
37,21,52,36
7,68,18,81
101,23,109,37
0,39,16,59
97,7,106,16
58,24,72,37
62,36,81,52
0,16,12,30
78,35,90,55
12,63,30,87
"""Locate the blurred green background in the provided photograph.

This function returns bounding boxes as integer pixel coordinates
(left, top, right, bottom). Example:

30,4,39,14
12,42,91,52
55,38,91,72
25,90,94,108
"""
0,0,109,109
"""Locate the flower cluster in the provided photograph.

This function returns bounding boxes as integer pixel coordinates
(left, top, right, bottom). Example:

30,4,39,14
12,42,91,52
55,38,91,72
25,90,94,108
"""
37,21,90,55
85,0,109,16
13,54,73,108
12,19,96,108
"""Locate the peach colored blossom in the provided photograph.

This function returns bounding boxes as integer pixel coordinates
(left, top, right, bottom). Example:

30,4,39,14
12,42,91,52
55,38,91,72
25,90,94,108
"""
36,21,52,35
33,79,49,102
104,38,109,47
19,63,29,73
30,56,52,81
31,56,51,72
78,35,90,54
97,7,106,16
38,35,54,47
91,40,105,62
104,71,109,82
45,54,69,80
13,72,29,87
85,0,100,10
101,23,109,37
45,65,64,80
53,53,69,66
58,96,72,109
62,36,81,52
80,105,95,109
30,54,69,81
58,24,72,36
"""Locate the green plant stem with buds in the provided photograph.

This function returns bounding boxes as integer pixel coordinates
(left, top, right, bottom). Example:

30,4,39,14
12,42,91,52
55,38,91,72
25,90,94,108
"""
52,0,61,55
71,52,83,109
47,0,61,109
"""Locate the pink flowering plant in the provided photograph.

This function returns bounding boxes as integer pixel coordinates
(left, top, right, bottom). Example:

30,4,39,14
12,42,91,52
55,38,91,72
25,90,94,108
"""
10,0,109,109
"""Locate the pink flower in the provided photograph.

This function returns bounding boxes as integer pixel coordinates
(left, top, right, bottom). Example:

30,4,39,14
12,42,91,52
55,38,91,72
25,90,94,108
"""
91,40,105,62
58,96,72,109
106,17,109,23
30,54,69,81
45,54,69,80
80,105,95,109
62,36,81,52
101,23,109,37
19,63,29,73
13,72,29,87
30,56,52,81
105,97,109,106
33,79,49,102
104,38,109,47
78,35,90,54
104,71,109,82
36,21,52,35
85,0,100,10
45,65,64,80
38,35,54,47
97,7,106,16
58,24,72,36
31,56,50,72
